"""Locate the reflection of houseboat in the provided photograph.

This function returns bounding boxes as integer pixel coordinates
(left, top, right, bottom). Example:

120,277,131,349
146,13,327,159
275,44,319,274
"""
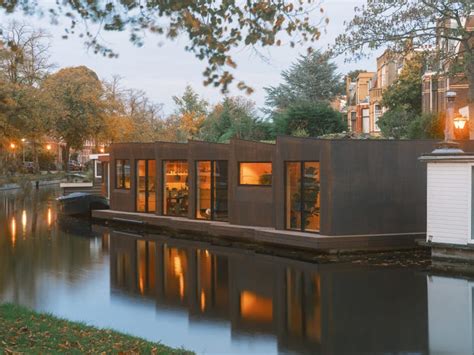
95,138,474,250
109,231,429,354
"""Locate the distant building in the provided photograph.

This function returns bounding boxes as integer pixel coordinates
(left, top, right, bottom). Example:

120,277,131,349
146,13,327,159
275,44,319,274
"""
346,72,374,133
422,15,473,122
368,51,404,135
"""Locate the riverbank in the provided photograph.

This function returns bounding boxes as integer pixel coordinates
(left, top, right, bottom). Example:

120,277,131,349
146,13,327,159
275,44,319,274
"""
0,172,65,191
0,304,193,354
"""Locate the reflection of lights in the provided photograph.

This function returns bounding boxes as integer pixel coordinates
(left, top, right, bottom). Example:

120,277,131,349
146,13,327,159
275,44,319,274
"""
173,255,185,300
21,210,27,235
11,217,16,247
200,289,206,312
139,275,145,295
240,291,273,323
204,250,210,257
47,208,52,227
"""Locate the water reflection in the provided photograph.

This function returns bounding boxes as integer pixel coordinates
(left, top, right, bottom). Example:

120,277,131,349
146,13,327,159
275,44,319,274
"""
0,187,474,354
109,231,430,354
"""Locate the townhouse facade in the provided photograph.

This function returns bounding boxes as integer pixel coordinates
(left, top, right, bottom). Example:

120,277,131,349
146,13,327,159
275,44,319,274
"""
346,72,374,133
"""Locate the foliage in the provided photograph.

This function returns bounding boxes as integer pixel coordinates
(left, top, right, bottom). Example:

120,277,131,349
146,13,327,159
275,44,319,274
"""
0,21,54,86
164,86,209,142
406,112,444,139
101,77,165,143
378,109,444,139
1,1,325,93
265,51,344,111
377,108,416,139
334,0,474,121
0,303,193,354
42,66,105,167
381,54,425,115
272,101,346,137
200,96,271,142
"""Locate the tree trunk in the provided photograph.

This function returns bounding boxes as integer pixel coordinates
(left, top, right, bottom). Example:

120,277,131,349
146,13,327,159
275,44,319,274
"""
64,143,70,172
32,141,39,173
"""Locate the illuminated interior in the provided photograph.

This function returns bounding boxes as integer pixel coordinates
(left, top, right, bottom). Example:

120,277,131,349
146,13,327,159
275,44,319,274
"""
163,161,188,216
116,159,131,189
285,161,320,232
240,290,273,323
196,161,228,220
136,160,156,213
239,162,272,186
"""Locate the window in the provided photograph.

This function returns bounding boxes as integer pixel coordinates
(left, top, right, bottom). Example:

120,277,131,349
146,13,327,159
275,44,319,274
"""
285,162,320,232
115,159,131,189
136,160,156,213
163,160,189,216
239,162,272,186
196,161,228,221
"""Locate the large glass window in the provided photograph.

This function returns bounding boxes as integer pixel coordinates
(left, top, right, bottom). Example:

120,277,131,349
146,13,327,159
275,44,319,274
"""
239,162,272,186
136,160,156,213
116,159,131,189
163,161,189,216
285,162,320,232
196,161,228,221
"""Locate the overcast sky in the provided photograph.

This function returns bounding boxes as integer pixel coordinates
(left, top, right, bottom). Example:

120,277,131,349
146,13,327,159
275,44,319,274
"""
1,0,377,115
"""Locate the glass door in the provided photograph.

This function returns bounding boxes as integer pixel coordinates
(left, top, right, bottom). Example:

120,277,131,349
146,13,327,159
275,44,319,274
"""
196,161,228,221
285,162,320,232
136,160,156,213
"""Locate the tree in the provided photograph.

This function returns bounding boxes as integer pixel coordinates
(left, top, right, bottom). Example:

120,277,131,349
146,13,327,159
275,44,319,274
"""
0,21,54,86
9,84,52,171
1,1,324,93
335,1,474,128
265,51,344,111
200,97,270,142
272,101,346,137
164,86,208,142
381,54,425,115
43,66,105,170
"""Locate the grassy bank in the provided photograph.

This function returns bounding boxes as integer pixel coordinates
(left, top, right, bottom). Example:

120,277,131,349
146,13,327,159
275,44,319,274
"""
0,304,193,354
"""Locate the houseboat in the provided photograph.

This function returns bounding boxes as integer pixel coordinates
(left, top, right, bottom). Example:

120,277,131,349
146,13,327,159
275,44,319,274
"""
93,137,474,252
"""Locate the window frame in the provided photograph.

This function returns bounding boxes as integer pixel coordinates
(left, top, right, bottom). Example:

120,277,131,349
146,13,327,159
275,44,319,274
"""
195,160,229,221
115,159,131,190
238,161,273,187
284,160,320,233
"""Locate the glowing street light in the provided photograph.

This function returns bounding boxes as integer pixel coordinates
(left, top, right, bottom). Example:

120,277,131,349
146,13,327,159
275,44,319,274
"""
454,114,467,130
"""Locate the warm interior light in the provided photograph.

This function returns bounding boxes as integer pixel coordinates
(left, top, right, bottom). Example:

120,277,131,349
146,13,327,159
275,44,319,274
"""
453,115,467,130
100,147,105,153
10,143,16,149
46,144,52,150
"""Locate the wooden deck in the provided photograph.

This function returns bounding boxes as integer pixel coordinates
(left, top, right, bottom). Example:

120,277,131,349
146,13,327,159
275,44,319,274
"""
92,209,425,253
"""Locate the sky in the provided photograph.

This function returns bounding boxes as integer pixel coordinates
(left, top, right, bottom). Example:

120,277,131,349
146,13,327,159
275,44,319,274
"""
0,0,377,115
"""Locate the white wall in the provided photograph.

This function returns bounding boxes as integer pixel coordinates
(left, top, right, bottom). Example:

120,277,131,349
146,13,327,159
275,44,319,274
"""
427,163,470,245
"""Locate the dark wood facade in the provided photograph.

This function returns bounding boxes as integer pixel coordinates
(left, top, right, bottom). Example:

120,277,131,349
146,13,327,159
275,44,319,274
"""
108,137,474,237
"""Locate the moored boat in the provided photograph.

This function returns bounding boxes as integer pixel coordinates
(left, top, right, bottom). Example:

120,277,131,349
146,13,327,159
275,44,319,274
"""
57,192,109,217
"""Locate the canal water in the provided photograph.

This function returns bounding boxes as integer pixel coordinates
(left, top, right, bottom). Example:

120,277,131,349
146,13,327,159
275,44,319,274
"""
0,187,473,354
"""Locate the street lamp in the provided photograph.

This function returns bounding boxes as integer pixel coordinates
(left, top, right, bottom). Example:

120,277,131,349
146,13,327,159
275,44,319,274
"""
453,114,468,130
